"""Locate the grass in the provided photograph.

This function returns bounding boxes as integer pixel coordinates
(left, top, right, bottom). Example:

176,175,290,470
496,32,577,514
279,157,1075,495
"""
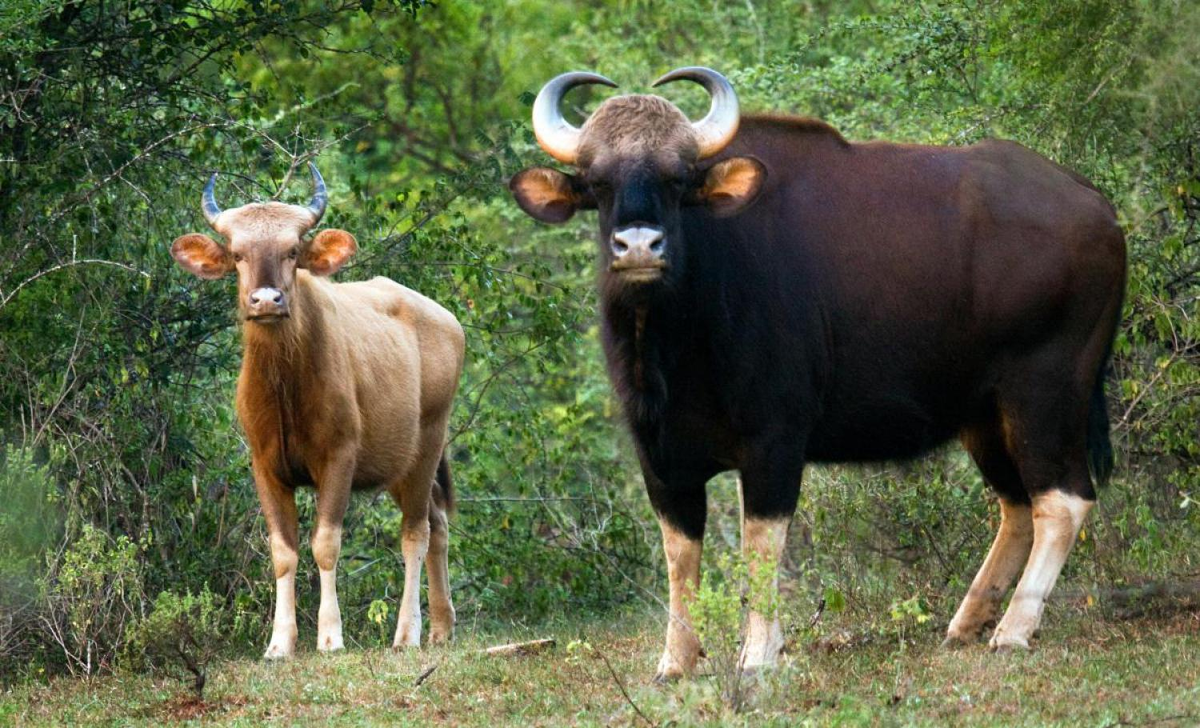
2,604,1197,727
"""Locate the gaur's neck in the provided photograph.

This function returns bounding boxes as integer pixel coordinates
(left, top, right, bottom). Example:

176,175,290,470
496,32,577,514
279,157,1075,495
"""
600,291,690,429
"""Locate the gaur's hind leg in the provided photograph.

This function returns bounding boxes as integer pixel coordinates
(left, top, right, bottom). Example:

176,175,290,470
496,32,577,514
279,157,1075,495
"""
389,431,444,649
944,422,1033,647
392,502,430,649
426,500,455,644
989,362,1097,651
990,487,1091,650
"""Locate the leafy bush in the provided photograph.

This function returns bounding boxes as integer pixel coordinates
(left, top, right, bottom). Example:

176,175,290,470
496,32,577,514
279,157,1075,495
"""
123,588,236,698
0,445,62,680
41,524,142,676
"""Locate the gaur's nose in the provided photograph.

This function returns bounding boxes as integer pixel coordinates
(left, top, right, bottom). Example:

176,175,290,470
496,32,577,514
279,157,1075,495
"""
249,288,283,306
247,287,287,319
611,225,666,267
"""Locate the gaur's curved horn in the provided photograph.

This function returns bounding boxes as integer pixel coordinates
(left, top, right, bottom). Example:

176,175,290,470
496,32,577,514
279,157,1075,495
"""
202,172,222,230
532,71,618,164
652,66,739,159
306,161,327,225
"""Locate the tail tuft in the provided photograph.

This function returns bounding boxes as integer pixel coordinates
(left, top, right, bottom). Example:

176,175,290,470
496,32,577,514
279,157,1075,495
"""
1087,374,1115,487
434,450,455,514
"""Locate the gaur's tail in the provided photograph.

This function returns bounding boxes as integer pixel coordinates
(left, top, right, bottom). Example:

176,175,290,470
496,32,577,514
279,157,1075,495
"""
434,450,455,513
1087,367,1115,488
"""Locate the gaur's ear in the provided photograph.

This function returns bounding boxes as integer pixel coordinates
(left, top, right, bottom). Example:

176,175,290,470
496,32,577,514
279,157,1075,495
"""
691,156,767,218
171,233,232,279
509,167,592,223
303,229,357,276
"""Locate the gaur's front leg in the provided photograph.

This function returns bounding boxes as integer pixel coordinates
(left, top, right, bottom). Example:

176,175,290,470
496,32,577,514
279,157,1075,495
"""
312,449,355,653
644,463,709,682
254,461,299,660
737,442,803,673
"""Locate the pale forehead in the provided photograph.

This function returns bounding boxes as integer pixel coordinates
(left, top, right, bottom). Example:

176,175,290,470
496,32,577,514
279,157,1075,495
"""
578,94,699,167
215,202,313,243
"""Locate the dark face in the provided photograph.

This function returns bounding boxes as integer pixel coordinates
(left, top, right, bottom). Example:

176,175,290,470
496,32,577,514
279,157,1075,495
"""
510,95,766,293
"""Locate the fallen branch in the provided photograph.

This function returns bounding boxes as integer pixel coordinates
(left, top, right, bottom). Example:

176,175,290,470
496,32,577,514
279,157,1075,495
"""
597,650,655,728
483,638,556,657
1051,578,1200,613
413,664,438,687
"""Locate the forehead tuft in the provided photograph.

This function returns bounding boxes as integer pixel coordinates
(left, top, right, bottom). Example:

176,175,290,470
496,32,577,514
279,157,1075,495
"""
579,94,698,165
218,202,313,240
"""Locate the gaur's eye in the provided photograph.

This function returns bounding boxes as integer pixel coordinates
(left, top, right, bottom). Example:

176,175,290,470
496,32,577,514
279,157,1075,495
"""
233,252,244,263
287,248,298,260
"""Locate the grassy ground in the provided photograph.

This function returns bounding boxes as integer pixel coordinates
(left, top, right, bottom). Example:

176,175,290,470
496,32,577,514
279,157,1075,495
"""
2,604,1197,727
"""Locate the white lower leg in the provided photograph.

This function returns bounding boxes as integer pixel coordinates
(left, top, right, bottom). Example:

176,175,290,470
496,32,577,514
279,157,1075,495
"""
740,516,789,672
393,522,429,648
313,523,344,653
991,490,1092,650
944,500,1033,645
655,519,702,680
317,568,344,652
265,570,298,659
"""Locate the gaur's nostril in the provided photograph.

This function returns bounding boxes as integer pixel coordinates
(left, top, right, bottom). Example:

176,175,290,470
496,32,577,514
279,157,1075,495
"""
611,238,629,256
650,238,665,255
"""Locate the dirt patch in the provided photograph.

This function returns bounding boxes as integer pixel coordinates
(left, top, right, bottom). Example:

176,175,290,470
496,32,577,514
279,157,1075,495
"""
149,693,248,721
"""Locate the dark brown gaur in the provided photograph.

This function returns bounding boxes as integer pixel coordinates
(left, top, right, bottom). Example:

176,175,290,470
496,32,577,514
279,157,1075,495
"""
171,163,465,657
509,67,1126,680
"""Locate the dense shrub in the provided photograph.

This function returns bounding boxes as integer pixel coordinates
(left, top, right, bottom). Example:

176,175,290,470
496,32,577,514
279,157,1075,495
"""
123,588,237,698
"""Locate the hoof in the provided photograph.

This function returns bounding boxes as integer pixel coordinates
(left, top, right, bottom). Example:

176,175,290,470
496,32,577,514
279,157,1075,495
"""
653,655,691,684
318,635,344,653
428,628,453,645
263,643,294,661
738,653,781,677
940,632,976,650
989,634,1030,653
393,621,421,650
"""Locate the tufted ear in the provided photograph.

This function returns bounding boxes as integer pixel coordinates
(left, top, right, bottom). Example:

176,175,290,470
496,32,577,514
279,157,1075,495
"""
509,167,592,223
171,233,232,279
691,156,767,218
303,229,357,276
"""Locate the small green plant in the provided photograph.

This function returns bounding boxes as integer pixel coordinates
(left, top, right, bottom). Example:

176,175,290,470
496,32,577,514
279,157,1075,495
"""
367,598,391,646
123,587,234,699
691,549,779,712
887,595,933,651
43,524,142,676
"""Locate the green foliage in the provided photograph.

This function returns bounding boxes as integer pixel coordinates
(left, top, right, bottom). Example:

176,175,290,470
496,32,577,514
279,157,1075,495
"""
123,587,238,698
